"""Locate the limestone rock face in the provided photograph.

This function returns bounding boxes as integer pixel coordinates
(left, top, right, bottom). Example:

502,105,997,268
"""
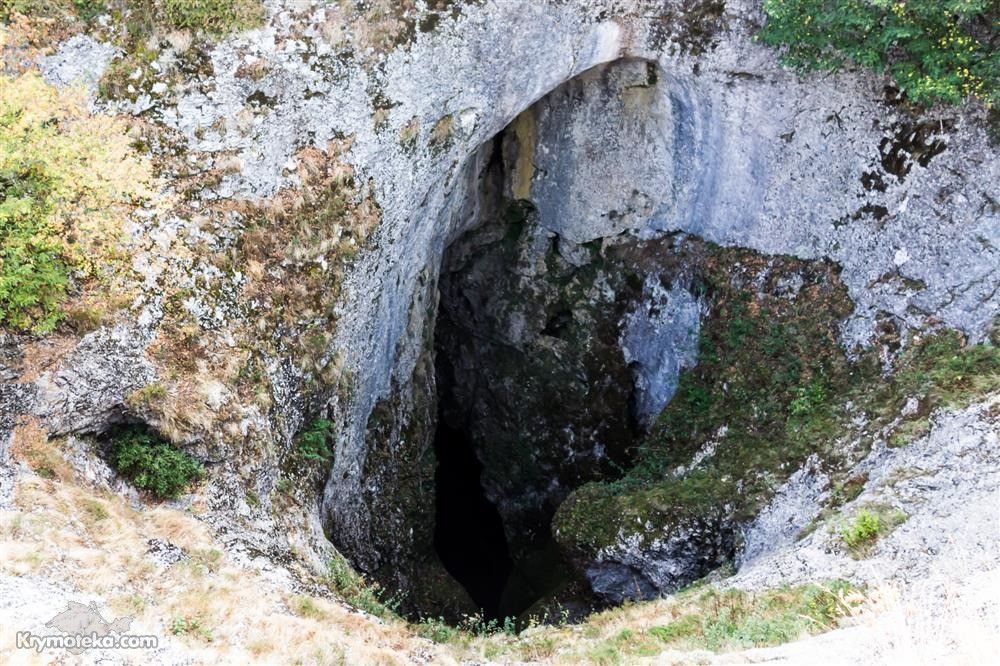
2,0,997,613
584,515,736,605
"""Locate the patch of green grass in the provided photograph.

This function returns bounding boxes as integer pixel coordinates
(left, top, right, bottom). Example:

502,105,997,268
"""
415,616,460,644
79,498,109,521
190,548,222,573
829,473,868,507
127,383,168,410
289,595,326,620
586,642,622,666
0,0,103,22
648,582,861,651
161,0,264,34
108,426,204,499
888,415,931,447
648,614,702,643
294,418,334,462
118,594,146,614
324,554,398,619
608,627,662,658
880,329,1000,416
840,508,881,552
169,615,212,642
97,43,160,102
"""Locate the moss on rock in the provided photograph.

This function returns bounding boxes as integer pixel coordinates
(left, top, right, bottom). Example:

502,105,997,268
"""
553,246,1000,596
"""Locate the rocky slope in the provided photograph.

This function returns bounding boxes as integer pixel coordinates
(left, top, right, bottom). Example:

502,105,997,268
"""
0,0,998,661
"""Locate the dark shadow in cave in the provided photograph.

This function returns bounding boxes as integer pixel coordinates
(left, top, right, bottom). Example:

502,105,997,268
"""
432,410,513,620
428,125,604,624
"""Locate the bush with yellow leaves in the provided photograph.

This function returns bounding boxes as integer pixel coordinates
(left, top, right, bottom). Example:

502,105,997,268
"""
0,72,159,331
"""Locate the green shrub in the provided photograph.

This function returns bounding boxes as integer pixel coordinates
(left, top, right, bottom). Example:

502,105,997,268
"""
760,0,998,107
0,165,70,332
839,505,907,556
0,73,159,332
789,380,827,416
841,508,881,549
109,426,204,499
295,418,334,462
161,0,264,34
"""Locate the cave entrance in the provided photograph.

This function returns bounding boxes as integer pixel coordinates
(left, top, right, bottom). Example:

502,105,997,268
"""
423,126,599,624
423,128,638,622
360,58,676,626
432,305,585,624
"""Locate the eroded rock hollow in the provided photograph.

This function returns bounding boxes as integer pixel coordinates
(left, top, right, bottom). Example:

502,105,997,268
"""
342,59,735,622
322,50,991,624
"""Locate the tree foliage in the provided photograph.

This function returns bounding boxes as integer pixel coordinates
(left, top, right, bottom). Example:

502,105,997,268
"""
0,73,159,331
760,0,999,106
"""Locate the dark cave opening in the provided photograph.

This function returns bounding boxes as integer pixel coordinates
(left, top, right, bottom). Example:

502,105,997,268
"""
432,413,513,620
432,348,582,624
423,122,625,624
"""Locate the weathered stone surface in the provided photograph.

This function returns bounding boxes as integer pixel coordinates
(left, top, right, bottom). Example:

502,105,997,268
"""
734,394,1000,591
39,34,118,99
585,517,735,605
2,0,995,620
736,456,830,568
32,327,156,436
621,279,704,429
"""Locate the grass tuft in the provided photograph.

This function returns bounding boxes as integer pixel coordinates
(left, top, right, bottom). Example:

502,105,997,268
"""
324,554,399,619
839,505,907,558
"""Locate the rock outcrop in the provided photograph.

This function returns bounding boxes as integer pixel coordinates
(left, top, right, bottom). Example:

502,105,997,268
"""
1,0,997,618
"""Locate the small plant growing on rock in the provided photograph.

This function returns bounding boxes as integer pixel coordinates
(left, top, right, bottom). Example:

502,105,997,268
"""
839,506,907,557
169,614,213,642
127,383,168,411
109,426,204,499
295,418,334,462
325,554,398,618
840,508,881,551
415,616,459,644
162,0,265,35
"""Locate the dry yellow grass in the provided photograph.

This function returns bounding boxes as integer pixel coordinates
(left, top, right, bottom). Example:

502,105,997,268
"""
3,430,993,665
0,467,458,665
2,462,994,665
8,419,73,482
